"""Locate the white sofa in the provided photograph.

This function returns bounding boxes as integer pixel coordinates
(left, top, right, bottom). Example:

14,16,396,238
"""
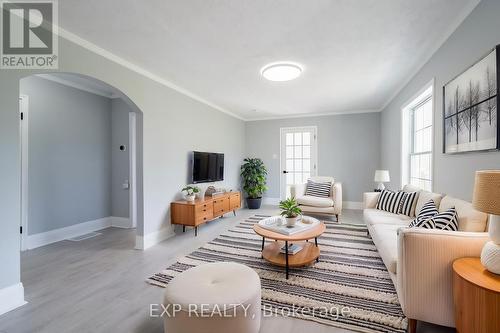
291,176,342,221
363,186,489,331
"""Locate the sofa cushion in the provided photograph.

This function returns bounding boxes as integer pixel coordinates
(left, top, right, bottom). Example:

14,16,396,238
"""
305,180,332,198
370,224,402,274
364,208,411,226
297,195,333,208
402,184,421,193
415,191,443,216
409,216,436,229
439,196,487,232
300,205,336,214
432,207,459,231
409,200,439,227
376,189,405,214
398,191,419,217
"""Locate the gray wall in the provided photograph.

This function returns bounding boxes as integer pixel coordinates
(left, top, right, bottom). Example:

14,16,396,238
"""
0,31,246,290
111,99,130,218
245,112,381,202
0,70,22,289
21,76,112,235
380,0,500,201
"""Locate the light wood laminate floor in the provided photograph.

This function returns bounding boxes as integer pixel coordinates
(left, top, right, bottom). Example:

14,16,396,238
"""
0,207,454,333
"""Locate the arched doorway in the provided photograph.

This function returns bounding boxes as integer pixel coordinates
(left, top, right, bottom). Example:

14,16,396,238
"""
19,72,144,250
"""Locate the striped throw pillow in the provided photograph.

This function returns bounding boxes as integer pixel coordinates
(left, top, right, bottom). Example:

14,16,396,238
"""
409,216,436,229
409,200,438,227
305,180,332,198
398,191,419,217
431,207,459,231
376,190,405,214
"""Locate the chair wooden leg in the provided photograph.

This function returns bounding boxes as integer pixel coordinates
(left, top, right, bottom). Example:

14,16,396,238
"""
335,214,339,222
408,318,417,333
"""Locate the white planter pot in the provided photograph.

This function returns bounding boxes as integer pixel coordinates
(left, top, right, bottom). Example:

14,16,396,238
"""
286,216,298,227
185,194,196,202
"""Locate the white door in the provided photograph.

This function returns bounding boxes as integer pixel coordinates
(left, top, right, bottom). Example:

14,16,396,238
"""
280,126,317,199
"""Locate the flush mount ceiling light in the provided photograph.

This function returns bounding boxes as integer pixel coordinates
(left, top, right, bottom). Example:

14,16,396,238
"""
260,62,303,82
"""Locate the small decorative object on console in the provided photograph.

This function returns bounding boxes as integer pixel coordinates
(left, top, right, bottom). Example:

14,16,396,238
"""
279,197,302,227
472,170,500,274
182,185,200,201
205,185,226,197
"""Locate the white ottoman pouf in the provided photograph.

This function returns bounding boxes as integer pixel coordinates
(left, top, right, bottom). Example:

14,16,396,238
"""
163,262,261,333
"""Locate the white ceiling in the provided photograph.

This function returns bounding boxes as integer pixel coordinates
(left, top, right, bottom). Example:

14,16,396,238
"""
58,0,480,120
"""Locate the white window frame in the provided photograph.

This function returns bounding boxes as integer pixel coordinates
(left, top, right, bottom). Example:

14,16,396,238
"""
401,79,434,191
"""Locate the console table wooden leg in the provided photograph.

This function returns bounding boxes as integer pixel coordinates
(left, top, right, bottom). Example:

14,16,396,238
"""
233,210,236,216
195,226,198,237
285,240,289,279
182,225,185,233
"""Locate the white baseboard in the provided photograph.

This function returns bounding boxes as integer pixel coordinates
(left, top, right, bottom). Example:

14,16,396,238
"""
27,217,112,249
0,283,27,316
110,216,133,228
135,226,175,250
344,201,363,210
262,197,280,205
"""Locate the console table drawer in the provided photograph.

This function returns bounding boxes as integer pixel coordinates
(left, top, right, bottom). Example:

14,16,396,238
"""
229,193,241,210
195,214,211,225
213,197,229,216
195,203,212,216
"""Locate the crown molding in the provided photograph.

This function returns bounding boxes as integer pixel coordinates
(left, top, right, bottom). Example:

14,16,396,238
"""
246,108,381,121
56,27,246,121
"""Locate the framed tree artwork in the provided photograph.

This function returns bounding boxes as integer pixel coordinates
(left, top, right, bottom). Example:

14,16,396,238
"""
443,45,499,154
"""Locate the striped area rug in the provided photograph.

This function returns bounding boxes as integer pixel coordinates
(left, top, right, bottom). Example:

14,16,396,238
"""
147,215,407,333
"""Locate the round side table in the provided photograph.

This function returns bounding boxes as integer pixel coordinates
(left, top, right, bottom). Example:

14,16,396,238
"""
452,257,500,333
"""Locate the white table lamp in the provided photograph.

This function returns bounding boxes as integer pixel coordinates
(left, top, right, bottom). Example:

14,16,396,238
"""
374,170,390,191
472,170,500,274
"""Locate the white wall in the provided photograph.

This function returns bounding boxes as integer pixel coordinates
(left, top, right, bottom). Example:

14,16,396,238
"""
380,0,500,200
245,112,381,202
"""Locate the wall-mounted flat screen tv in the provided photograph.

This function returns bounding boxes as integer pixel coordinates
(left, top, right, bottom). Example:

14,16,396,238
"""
192,151,224,183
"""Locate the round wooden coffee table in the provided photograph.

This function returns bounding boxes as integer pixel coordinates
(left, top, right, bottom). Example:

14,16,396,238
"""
253,220,326,279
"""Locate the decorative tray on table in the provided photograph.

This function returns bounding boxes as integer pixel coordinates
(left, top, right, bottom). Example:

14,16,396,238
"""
258,216,319,236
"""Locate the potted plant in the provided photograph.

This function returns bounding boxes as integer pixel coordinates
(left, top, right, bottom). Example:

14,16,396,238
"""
240,158,268,209
182,185,200,202
279,197,302,226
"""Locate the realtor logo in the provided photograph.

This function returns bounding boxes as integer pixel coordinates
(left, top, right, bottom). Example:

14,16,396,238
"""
1,0,58,69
